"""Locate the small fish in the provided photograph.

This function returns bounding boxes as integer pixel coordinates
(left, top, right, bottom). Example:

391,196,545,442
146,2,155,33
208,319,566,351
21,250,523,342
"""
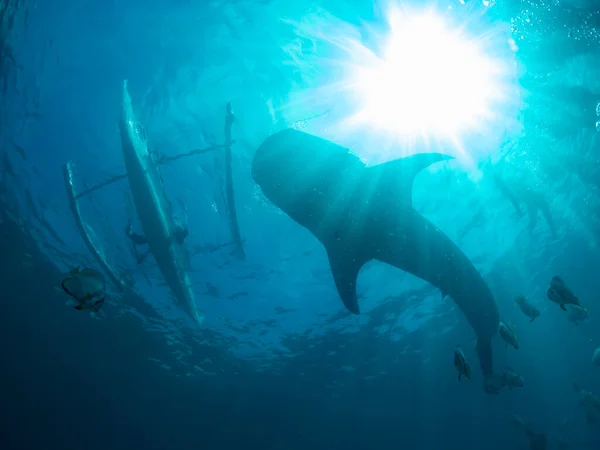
566,304,588,325
515,295,540,323
547,276,581,311
454,345,471,382
61,267,106,312
499,321,519,350
501,367,524,390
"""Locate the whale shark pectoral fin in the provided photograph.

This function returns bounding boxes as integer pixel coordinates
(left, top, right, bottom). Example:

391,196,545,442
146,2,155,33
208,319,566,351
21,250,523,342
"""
326,246,367,315
368,153,454,205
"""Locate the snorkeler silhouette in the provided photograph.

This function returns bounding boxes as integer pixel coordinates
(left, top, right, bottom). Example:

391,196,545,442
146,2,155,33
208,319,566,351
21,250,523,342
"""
125,222,188,246
125,221,189,264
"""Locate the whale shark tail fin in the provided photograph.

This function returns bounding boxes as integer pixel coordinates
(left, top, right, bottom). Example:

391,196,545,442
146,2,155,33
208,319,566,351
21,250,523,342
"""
477,338,503,395
366,152,454,206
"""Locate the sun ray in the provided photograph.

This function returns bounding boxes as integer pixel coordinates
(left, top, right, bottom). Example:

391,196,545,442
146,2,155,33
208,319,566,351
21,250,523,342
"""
280,3,521,166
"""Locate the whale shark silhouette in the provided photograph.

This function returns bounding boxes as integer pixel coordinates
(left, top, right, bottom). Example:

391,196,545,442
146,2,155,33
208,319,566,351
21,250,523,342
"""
252,128,500,391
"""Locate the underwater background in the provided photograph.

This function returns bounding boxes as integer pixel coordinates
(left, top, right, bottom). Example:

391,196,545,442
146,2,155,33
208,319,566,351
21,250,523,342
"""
2,0,600,448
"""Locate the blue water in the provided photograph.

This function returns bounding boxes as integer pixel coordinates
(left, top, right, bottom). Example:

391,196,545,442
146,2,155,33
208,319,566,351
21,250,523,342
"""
2,0,600,449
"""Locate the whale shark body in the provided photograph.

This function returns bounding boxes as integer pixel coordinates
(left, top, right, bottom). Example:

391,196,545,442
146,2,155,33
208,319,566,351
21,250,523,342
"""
252,129,500,389
119,80,201,325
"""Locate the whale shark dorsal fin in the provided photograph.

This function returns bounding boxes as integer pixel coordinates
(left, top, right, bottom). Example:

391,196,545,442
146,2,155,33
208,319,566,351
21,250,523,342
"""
326,246,368,314
367,153,454,205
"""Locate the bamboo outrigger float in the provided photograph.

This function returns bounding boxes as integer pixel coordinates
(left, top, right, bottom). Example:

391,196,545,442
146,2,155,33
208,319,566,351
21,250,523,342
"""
62,161,125,292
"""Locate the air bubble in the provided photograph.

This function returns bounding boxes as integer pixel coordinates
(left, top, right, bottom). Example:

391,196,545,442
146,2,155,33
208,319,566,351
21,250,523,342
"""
596,121,600,132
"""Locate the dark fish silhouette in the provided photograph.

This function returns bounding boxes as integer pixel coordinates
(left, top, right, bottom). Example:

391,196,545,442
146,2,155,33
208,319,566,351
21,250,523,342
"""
61,267,106,312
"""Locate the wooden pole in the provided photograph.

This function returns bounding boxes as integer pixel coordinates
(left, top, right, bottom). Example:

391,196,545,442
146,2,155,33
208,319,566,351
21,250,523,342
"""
223,102,245,260
73,144,223,200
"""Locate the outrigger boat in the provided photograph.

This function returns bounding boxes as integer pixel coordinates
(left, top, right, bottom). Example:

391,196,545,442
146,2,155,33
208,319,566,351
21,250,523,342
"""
62,80,246,325
118,80,201,324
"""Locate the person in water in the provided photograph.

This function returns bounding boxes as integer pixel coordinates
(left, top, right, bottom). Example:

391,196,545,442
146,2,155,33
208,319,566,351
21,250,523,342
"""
125,223,148,246
125,222,189,264
125,223,150,264
126,222,188,245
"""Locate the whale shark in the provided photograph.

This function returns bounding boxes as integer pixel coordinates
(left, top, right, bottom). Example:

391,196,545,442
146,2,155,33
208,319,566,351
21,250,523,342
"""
119,80,202,325
252,128,500,391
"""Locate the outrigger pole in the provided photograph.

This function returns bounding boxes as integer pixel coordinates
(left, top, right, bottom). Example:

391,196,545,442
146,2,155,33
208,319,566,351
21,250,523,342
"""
72,143,227,201
223,102,245,260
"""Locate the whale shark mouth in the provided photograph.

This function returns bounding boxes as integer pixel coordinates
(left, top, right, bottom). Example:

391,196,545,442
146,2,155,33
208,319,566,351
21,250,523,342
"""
253,128,500,386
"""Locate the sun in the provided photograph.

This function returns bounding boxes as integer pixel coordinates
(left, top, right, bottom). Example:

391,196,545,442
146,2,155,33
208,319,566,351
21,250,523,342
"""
345,7,511,143
281,3,518,162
